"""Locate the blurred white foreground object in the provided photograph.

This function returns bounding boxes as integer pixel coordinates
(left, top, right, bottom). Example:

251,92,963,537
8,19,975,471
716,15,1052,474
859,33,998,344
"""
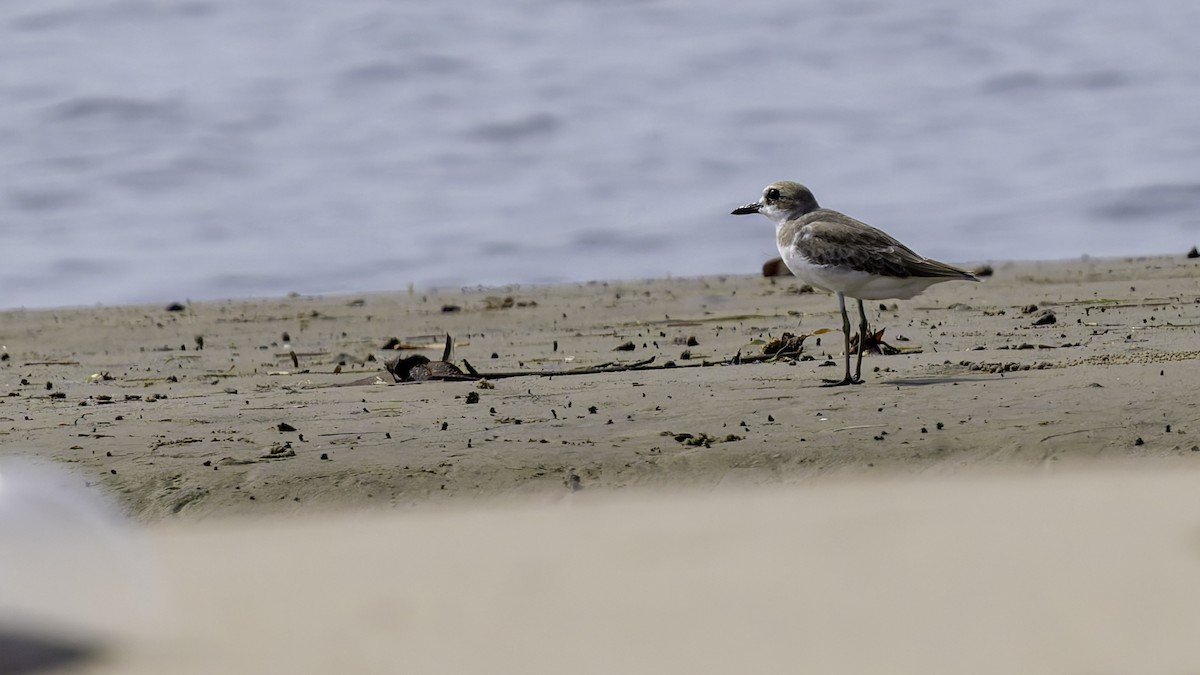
0,458,161,644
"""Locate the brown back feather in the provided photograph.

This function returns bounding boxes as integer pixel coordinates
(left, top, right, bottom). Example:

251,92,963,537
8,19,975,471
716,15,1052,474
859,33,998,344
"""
782,209,977,280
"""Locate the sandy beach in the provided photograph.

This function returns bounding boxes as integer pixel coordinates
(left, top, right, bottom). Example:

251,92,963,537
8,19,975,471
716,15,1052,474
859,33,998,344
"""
4,255,1200,518
3,254,1200,672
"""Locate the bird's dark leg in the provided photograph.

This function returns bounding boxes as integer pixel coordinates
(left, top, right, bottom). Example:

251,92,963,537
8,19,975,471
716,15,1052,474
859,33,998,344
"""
854,298,869,382
822,292,862,387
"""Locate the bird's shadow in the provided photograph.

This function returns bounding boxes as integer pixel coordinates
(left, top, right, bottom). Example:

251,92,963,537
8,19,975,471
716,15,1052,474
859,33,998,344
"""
881,375,1010,387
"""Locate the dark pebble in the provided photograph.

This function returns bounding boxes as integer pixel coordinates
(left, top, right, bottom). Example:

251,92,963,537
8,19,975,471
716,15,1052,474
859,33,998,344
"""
761,258,787,277
465,391,480,404
1032,310,1057,326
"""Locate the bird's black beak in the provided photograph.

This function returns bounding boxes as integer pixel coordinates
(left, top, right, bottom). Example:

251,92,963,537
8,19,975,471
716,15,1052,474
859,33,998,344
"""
731,202,762,215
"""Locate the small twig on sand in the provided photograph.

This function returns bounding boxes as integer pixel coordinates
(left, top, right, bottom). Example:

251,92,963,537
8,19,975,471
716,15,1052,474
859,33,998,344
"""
829,424,888,432
1039,425,1126,443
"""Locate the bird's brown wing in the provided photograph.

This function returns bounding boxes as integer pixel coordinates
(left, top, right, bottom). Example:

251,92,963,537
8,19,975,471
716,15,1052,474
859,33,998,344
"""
792,210,977,280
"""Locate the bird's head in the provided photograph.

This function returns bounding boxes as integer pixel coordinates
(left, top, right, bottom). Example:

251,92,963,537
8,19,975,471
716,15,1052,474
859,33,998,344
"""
731,181,820,224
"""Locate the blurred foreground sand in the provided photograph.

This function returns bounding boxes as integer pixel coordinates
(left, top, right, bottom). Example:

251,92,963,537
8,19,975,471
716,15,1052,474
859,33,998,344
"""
5,466,1200,674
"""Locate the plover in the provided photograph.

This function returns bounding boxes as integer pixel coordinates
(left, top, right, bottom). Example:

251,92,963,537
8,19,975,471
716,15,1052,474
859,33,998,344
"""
733,181,979,386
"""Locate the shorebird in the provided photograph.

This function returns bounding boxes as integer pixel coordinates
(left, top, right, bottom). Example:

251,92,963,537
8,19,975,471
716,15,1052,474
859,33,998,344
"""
733,181,979,386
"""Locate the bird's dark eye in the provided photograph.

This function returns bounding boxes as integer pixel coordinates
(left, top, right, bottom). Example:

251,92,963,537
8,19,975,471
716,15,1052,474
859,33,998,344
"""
765,188,780,200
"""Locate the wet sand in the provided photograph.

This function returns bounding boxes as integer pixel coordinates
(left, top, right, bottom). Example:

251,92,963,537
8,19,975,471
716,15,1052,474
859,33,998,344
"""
3,255,1200,673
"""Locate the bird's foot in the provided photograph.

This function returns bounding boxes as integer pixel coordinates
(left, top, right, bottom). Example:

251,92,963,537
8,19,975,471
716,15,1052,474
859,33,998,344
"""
820,375,863,387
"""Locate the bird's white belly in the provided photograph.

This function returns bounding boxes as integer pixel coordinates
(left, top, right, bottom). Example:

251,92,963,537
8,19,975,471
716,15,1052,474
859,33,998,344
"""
779,246,941,300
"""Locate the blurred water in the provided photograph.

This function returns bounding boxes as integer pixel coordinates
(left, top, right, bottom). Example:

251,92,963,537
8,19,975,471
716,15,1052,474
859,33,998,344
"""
2,0,1199,309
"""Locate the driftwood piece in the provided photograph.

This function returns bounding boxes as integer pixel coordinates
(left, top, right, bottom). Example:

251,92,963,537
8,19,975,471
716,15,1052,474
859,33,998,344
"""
336,328,905,386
